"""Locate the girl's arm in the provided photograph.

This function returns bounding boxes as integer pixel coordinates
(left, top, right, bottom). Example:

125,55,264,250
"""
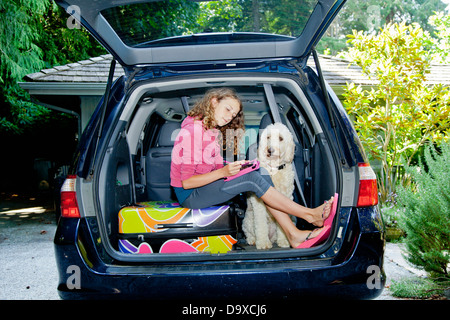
181,161,245,189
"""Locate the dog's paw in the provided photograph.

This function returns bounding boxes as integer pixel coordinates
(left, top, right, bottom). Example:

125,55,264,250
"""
245,235,256,246
276,237,290,248
256,239,273,250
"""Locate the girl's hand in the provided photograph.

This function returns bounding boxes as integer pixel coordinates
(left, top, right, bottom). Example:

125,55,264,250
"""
223,160,247,177
182,160,248,189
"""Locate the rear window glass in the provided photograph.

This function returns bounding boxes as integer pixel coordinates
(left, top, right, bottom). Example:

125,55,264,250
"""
101,0,317,48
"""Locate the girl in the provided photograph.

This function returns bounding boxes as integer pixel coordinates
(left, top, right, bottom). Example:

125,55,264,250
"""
170,87,336,248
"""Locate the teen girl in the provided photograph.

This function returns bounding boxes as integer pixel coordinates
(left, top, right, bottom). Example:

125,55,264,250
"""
170,87,336,248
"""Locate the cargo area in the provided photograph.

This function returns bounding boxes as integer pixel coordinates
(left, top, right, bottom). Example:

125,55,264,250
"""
96,76,339,259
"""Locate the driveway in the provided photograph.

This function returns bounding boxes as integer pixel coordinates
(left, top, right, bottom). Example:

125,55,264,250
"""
0,192,424,300
0,193,59,300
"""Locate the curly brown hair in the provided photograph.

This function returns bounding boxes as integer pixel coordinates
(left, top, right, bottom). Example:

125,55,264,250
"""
188,87,245,155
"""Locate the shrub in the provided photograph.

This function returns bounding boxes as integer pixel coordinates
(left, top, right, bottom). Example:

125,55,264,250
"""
397,143,450,280
342,22,450,204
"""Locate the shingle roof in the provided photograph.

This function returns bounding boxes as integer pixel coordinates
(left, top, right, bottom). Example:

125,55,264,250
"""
313,55,450,86
24,54,124,83
311,55,374,86
24,53,450,86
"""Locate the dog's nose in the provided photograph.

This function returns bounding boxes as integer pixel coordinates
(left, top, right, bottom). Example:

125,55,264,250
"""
267,147,274,155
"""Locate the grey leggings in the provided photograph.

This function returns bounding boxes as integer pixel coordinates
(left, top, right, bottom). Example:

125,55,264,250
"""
181,168,274,209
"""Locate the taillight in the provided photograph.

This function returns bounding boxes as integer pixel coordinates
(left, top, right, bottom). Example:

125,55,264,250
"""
357,163,379,207
60,175,80,218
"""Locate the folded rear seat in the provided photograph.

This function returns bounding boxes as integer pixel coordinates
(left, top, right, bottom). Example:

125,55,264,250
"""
119,120,237,254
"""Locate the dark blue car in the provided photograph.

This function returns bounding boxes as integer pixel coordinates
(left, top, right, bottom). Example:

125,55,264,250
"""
54,0,385,300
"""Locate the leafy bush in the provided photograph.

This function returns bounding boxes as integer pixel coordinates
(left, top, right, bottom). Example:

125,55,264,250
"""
397,143,450,280
342,22,450,204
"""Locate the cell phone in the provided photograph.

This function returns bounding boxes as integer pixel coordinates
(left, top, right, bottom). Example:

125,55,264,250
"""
224,160,260,181
240,162,253,170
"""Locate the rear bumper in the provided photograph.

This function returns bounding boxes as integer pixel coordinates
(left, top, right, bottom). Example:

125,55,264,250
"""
54,208,385,300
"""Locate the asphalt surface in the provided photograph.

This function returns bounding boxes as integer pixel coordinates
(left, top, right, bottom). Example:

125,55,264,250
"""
0,193,429,300
0,193,59,300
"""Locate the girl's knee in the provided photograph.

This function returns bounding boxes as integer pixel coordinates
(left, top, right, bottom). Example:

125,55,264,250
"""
246,171,273,195
250,170,273,186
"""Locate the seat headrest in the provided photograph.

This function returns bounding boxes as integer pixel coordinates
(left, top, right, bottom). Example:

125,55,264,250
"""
259,113,274,131
158,121,181,147
256,113,274,142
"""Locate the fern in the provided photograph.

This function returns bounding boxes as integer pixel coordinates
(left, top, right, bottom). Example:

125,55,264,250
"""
397,143,450,279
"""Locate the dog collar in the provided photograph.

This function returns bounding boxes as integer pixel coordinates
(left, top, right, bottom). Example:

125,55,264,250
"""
266,163,287,173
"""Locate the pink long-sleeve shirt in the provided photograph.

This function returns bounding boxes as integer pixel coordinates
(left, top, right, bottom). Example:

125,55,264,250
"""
170,116,224,188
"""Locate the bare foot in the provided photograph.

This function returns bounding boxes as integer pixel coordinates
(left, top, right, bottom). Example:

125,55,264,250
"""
289,227,324,248
308,196,334,227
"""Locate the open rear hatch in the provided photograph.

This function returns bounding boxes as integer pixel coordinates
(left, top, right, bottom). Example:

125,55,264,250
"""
56,0,346,66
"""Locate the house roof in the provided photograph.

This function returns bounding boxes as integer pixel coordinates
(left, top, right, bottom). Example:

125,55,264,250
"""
314,55,450,87
21,53,450,96
24,54,125,83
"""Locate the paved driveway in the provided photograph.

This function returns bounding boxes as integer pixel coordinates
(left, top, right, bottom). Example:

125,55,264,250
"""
0,194,59,300
0,193,423,300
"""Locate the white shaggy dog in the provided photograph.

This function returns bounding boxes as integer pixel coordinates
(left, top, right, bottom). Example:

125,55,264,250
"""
242,123,296,249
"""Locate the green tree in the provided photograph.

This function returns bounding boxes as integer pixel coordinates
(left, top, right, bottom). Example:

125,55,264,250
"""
101,0,200,46
342,22,450,203
319,0,448,55
259,0,316,35
0,0,51,133
38,5,106,68
429,11,450,63
0,0,105,134
197,0,243,32
195,0,316,35
339,0,447,34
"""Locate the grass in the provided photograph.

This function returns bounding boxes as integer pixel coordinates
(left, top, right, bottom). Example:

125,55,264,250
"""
390,277,449,299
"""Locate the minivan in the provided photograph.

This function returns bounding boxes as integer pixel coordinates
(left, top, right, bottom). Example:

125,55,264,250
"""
54,0,385,300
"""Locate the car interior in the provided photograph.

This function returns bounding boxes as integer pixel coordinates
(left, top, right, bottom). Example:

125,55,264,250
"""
97,76,338,254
